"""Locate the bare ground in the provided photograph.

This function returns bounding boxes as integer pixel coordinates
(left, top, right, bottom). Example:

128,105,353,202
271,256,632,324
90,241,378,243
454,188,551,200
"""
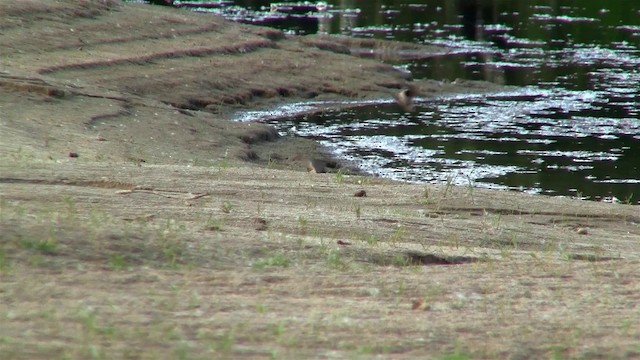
1,1,639,359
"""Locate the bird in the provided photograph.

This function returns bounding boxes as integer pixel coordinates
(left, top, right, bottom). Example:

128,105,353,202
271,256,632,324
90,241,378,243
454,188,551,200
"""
394,84,420,113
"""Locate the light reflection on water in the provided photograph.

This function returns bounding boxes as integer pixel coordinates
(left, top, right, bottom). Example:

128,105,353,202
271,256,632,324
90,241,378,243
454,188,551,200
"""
258,86,639,203
142,0,640,203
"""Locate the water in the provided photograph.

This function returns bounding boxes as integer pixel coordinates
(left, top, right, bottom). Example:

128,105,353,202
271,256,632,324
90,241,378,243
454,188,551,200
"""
140,1,640,204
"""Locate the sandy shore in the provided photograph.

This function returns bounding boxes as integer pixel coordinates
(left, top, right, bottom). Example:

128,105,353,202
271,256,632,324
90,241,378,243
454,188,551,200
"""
1,1,638,359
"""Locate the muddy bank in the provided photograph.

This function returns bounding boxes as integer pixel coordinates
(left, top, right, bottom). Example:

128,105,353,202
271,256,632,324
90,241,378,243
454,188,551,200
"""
1,1,638,359
0,0,503,171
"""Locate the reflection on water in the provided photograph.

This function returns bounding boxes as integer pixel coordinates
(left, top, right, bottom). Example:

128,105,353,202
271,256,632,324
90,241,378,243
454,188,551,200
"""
139,0,640,203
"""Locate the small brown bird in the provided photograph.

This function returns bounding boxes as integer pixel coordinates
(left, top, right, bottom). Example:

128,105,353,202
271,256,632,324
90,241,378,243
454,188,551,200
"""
394,85,419,112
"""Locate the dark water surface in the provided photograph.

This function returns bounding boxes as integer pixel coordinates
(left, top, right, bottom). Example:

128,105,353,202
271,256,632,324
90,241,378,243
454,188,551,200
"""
140,0,640,203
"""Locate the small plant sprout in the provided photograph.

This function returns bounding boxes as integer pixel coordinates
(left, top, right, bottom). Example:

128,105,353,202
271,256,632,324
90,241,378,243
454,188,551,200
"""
623,193,634,205
205,214,224,231
335,169,345,184
353,203,361,219
423,186,430,200
297,215,308,235
221,201,233,214
465,174,475,202
389,225,405,247
267,155,276,169
109,254,127,270
443,175,455,197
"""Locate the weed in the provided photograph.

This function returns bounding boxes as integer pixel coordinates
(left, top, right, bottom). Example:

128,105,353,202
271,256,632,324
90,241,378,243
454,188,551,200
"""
549,344,570,360
0,246,9,272
491,212,502,231
175,342,191,360
353,203,361,219
20,236,57,255
267,155,276,168
297,215,308,235
221,201,233,214
326,249,346,270
509,233,519,250
109,254,128,270
465,174,475,201
214,153,232,172
213,330,235,353
395,279,406,296
445,232,462,249
356,344,376,354
271,321,285,338
205,215,224,231
335,169,345,184
256,304,268,314
10,146,36,163
254,252,291,269
623,193,634,205
443,175,455,197
87,345,105,360
391,254,411,267
63,196,77,219
620,319,632,334
499,242,513,259
389,225,405,247
365,234,380,247
156,220,185,268
440,352,472,360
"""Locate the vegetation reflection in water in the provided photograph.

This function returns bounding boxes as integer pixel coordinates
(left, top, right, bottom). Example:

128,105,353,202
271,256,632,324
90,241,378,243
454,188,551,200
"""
146,0,640,203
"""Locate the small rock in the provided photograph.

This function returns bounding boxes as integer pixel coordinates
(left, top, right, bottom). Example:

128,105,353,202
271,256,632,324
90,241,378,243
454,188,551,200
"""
68,151,79,158
353,189,367,197
412,299,430,311
306,159,327,173
576,227,589,235
254,217,268,231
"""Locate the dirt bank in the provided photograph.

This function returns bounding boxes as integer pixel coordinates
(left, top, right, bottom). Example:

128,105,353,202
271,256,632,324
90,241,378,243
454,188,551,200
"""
1,1,638,359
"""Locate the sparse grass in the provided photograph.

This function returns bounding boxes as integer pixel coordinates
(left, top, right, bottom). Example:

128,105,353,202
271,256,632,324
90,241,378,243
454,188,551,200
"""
20,236,58,255
1,166,638,359
254,252,291,269
1,161,638,359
